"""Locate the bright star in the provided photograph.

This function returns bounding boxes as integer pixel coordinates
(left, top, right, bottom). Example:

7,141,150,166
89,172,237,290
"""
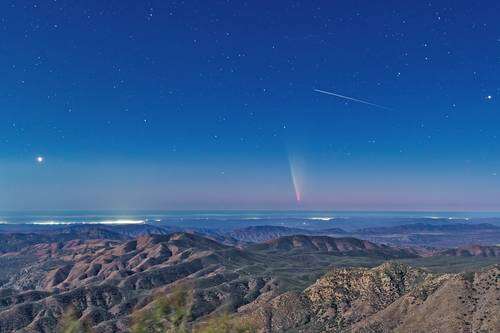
486,95,492,100
36,156,44,163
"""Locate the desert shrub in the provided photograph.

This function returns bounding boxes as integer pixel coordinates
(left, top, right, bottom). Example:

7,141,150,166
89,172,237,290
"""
58,307,93,333
463,271,475,283
131,288,191,333
131,287,255,333
195,313,255,333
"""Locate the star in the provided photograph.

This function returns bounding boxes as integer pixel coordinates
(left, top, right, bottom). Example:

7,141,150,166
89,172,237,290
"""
36,156,44,163
486,95,492,100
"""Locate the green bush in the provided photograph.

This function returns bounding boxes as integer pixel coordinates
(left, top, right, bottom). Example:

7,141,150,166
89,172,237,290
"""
58,288,255,333
131,288,255,333
131,288,191,333
58,307,93,333
195,313,256,333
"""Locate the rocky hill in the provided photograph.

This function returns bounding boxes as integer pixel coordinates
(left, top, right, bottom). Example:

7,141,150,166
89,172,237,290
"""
243,262,500,332
228,226,346,243
249,235,417,259
438,245,500,257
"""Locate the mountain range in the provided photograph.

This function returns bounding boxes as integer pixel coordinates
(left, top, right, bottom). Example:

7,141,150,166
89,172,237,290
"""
0,223,498,332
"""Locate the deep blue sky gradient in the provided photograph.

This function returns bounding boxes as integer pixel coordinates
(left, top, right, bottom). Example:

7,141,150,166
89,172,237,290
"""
1,1,500,210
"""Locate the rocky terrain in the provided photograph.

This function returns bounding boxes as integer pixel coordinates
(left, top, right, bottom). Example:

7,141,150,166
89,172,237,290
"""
244,262,499,332
0,227,497,332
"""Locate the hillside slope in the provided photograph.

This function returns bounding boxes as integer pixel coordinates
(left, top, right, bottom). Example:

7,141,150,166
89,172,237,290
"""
243,262,499,332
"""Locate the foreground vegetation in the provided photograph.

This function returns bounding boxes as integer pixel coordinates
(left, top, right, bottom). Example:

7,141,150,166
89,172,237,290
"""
59,288,255,333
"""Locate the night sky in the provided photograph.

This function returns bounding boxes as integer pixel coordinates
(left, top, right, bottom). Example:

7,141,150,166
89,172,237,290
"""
1,1,500,211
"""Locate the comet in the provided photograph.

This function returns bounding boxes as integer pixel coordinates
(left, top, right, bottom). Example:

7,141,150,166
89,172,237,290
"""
314,88,391,110
288,155,302,203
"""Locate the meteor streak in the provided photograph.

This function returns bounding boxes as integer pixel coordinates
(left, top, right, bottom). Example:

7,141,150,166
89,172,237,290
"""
314,88,391,110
